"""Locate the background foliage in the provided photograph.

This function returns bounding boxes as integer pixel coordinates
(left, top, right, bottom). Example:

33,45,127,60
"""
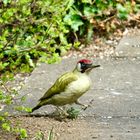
0,0,139,76
0,0,139,139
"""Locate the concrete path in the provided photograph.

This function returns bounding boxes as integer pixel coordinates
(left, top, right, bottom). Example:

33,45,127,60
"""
115,28,140,57
17,58,140,117
9,57,139,140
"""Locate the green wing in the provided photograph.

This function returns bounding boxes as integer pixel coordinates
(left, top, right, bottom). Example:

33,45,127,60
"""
39,72,77,101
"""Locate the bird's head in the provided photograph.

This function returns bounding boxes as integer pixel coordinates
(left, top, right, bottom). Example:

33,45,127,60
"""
75,59,100,73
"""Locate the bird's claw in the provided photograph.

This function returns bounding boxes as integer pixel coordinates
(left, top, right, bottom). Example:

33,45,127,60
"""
82,104,91,110
75,100,92,110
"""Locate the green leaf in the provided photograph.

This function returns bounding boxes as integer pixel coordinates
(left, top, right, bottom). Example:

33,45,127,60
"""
21,95,27,102
0,116,5,121
64,14,83,31
83,5,95,17
117,3,128,19
67,107,80,119
19,128,28,139
59,33,68,45
15,106,32,113
81,0,92,4
47,128,54,140
0,91,4,100
73,41,81,49
2,123,11,131
35,131,44,140
66,0,75,10
2,0,11,5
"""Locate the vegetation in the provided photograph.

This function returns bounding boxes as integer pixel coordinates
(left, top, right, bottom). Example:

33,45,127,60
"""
0,0,139,139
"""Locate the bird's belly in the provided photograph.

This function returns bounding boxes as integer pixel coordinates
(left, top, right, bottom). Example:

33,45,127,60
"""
50,76,91,105
67,78,91,95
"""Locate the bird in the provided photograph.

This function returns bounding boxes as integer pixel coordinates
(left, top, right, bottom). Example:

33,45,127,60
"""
31,59,100,113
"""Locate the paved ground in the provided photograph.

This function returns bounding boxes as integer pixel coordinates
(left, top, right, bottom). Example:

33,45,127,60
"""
6,57,139,140
2,29,140,139
115,28,140,57
16,58,140,117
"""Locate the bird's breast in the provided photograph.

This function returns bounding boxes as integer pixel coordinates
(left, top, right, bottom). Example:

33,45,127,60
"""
66,75,91,95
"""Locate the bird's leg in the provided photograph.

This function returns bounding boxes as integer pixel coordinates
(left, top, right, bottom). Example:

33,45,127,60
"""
55,106,69,117
75,100,85,106
75,100,90,110
56,106,64,112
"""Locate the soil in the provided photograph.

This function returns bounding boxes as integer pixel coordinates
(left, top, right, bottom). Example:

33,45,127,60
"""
0,116,95,140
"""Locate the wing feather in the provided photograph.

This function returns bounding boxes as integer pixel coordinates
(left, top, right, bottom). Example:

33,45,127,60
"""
39,72,77,101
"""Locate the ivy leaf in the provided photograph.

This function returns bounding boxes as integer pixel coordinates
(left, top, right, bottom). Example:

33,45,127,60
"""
64,14,83,32
117,3,128,19
67,107,80,119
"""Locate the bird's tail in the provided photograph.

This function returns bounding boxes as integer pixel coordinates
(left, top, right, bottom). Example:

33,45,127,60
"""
31,104,41,113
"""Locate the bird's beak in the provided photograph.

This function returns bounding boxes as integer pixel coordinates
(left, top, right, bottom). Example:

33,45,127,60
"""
85,64,100,72
91,64,100,69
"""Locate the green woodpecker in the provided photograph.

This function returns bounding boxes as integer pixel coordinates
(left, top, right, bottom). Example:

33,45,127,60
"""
31,59,100,112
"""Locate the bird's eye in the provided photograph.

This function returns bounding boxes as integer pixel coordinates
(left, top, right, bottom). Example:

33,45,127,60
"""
81,63,86,67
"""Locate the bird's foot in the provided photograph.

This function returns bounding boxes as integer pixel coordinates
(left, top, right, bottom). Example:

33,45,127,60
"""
81,104,91,110
75,100,93,110
54,106,80,120
82,99,94,110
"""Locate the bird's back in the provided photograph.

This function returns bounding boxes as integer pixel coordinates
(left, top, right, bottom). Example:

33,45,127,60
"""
39,72,78,101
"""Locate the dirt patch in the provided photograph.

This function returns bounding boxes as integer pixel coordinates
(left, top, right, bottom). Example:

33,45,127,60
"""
0,116,96,140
